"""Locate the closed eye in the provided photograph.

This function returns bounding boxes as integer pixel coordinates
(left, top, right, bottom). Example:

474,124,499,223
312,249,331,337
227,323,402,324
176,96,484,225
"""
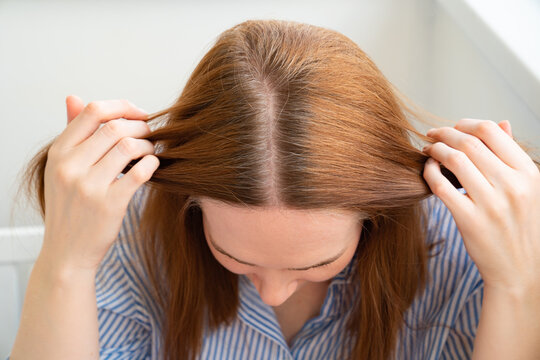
208,234,344,271
225,255,336,271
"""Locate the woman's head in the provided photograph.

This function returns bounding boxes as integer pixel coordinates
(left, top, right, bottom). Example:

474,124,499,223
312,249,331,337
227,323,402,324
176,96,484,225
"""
144,19,431,210
134,19,434,359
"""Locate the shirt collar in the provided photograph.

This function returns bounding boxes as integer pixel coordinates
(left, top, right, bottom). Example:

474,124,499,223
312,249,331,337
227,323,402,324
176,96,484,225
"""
236,248,360,341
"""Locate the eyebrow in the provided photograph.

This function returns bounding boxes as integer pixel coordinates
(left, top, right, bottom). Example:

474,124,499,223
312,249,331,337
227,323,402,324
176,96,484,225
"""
207,234,346,271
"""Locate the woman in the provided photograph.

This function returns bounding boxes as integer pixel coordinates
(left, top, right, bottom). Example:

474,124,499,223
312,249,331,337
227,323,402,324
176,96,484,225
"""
10,20,540,359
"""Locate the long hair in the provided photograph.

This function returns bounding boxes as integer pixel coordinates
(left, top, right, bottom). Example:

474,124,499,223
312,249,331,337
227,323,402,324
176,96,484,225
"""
18,19,540,360
138,20,435,360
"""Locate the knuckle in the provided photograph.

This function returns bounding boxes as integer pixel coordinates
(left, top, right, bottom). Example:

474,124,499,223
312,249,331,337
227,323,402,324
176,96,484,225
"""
130,163,150,182
75,179,96,199
525,164,540,179
142,139,156,154
117,137,138,156
133,120,151,136
485,199,508,222
476,120,497,137
430,141,444,152
432,181,448,198
446,151,468,170
53,164,76,185
507,180,529,203
85,101,103,116
485,207,504,224
141,121,152,134
101,119,123,139
460,136,483,154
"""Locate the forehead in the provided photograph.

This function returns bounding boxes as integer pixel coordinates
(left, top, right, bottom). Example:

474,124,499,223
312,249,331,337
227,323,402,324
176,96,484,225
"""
198,197,360,223
198,197,362,250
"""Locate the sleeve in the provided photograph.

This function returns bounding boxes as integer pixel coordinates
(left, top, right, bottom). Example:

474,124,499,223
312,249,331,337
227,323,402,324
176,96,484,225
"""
95,184,154,360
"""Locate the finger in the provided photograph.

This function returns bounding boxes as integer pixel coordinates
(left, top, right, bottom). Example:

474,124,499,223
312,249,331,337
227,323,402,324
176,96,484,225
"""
72,119,152,167
66,95,85,124
498,120,513,139
55,99,148,150
89,137,156,186
423,157,475,217
455,119,535,171
110,154,159,204
423,141,494,203
425,127,513,187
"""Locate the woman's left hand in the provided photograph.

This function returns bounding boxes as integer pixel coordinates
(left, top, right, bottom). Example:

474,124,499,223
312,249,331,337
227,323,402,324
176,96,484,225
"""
422,118,540,295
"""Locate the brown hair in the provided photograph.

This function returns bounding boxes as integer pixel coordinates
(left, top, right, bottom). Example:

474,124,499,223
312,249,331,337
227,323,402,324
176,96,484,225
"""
18,19,540,360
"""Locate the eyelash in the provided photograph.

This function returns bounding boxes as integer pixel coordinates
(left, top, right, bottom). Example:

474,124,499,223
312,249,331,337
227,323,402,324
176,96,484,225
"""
314,262,332,269
224,255,333,271
296,262,334,271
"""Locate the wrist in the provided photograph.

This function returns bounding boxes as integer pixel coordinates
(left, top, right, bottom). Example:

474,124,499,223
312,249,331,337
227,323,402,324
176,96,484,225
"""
482,283,540,328
484,281,540,306
473,283,540,359
34,250,98,286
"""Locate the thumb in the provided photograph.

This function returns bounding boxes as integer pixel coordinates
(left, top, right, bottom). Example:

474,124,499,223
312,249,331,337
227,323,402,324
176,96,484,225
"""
66,95,85,125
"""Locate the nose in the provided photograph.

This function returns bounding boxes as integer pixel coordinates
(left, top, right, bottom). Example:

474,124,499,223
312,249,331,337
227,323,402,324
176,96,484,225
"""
249,274,298,307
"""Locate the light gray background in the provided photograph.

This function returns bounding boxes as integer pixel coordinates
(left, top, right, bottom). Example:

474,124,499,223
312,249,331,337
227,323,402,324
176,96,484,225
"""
2,0,539,228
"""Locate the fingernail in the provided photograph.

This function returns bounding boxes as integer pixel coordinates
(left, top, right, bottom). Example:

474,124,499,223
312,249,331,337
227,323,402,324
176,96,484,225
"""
422,144,431,152
426,128,435,136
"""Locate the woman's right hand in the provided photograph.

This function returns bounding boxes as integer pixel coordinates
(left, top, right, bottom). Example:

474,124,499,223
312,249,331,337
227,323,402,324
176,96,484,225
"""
39,95,159,274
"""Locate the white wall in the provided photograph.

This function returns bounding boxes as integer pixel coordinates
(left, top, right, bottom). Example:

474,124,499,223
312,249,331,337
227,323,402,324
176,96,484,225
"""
1,0,539,357
2,0,539,229
1,0,435,229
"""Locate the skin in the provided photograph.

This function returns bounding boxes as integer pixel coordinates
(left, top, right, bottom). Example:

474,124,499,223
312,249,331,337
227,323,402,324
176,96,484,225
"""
199,197,364,307
11,96,158,359
423,119,540,359
10,95,539,359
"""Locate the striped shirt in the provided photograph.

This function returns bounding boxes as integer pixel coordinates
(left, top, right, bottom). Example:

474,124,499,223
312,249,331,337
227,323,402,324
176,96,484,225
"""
7,186,483,360
95,184,483,360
